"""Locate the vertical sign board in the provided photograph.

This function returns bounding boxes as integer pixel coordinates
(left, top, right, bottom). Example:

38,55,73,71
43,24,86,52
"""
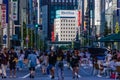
51,31,55,42
12,0,18,21
1,4,6,28
78,10,81,27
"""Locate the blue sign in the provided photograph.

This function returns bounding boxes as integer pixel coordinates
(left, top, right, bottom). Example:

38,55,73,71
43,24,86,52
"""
3,35,7,44
3,35,7,39
26,24,34,28
12,35,18,40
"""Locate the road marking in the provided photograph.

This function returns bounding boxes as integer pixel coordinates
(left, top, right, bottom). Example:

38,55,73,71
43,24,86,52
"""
70,66,81,78
20,64,41,78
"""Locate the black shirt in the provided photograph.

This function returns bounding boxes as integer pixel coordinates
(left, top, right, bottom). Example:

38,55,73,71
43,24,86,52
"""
48,54,56,66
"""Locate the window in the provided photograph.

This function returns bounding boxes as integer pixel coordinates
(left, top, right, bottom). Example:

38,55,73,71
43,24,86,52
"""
51,0,54,2
55,0,57,2
62,0,65,2
59,0,61,2
66,0,68,2
69,0,72,3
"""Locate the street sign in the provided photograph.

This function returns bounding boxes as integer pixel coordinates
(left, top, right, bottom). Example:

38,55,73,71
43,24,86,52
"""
3,35,7,44
26,24,34,28
12,35,18,40
3,34,7,39
1,4,6,28
26,35,29,43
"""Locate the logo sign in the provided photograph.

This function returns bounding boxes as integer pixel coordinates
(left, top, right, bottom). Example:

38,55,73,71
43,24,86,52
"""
12,0,18,20
1,4,6,28
56,10,77,18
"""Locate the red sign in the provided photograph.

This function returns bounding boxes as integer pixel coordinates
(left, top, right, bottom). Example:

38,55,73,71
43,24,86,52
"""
1,4,6,28
78,11,81,26
51,31,55,42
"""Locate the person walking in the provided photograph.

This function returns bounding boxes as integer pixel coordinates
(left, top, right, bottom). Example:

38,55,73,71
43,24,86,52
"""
47,51,56,79
28,50,38,78
0,49,3,76
56,49,64,80
71,49,81,79
18,50,24,71
1,48,9,78
8,47,18,78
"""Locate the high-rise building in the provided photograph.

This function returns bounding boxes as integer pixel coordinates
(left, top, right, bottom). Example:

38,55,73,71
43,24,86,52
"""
54,10,78,42
41,0,78,41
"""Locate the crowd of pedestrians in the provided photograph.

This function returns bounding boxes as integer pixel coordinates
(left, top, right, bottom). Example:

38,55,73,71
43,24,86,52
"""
0,46,120,80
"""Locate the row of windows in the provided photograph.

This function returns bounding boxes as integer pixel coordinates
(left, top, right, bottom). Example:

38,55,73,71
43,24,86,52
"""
55,24,76,26
61,20,76,22
55,27,77,30
61,27,76,29
60,35,76,37
60,38,74,41
61,24,76,26
55,20,76,22
61,31,76,33
51,0,76,3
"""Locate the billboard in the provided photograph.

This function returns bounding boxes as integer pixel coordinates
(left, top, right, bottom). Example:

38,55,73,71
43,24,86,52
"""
11,0,18,20
56,10,77,18
78,11,81,26
1,4,6,28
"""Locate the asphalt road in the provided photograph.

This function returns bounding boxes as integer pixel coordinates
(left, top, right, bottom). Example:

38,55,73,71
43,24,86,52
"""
0,64,115,80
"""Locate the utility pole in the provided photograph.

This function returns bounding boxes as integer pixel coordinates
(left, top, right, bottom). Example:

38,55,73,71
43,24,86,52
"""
7,1,10,48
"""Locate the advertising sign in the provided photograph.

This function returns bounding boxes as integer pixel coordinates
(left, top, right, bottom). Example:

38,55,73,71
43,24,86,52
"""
56,10,77,18
12,0,18,20
51,31,55,42
1,4,6,28
78,11,81,26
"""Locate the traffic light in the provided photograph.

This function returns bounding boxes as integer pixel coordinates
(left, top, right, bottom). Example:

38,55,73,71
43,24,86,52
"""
35,24,38,28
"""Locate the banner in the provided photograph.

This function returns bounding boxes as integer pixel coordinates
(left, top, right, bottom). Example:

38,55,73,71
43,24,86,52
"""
1,4,6,28
78,11,81,26
12,0,18,20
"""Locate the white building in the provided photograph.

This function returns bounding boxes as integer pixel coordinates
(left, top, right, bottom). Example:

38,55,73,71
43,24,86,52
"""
54,10,78,42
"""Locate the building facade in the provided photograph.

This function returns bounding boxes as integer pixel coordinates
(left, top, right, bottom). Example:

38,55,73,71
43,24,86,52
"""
54,10,78,42
41,0,78,41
